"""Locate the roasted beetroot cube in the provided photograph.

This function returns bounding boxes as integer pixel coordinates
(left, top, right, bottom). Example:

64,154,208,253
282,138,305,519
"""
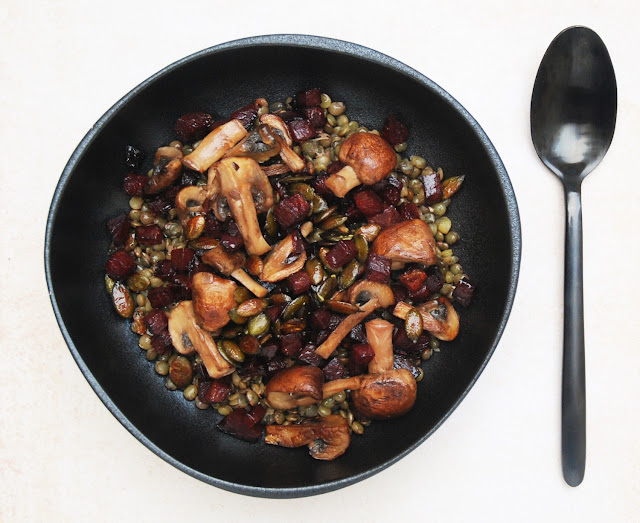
312,172,332,197
398,202,421,221
391,284,408,304
364,253,391,283
422,171,443,205
394,325,418,353
349,323,367,343
217,408,263,442
123,173,147,197
408,281,433,301
170,273,192,301
230,103,257,130
265,356,288,378
188,256,211,276
295,87,322,108
297,344,324,366
170,247,196,271
135,225,163,246
381,115,409,145
288,119,316,143
352,343,374,368
246,404,267,426
323,357,349,381
325,240,357,270
144,309,168,335
174,112,212,143
107,214,130,247
354,189,385,217
147,286,174,308
368,206,402,228
393,354,420,379
237,358,265,379
290,230,306,256
151,329,173,354
302,107,326,128
264,304,285,322
426,266,444,294
380,176,402,205
453,278,475,307
224,219,241,237
203,212,223,238
154,260,176,280
260,343,279,360
328,313,343,330
105,250,136,280
287,270,312,296
343,203,364,221
327,161,344,175
146,193,172,216
277,110,303,122
220,233,244,253
199,378,232,404
399,267,428,292
125,144,144,169
310,308,331,330
313,330,330,345
273,193,311,229
280,332,303,357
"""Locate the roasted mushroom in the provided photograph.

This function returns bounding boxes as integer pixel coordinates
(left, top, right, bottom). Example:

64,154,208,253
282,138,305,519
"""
167,301,234,378
325,132,397,197
260,233,308,282
393,297,459,341
371,219,437,267
175,185,208,212
265,415,350,460
264,366,324,410
191,272,237,331
223,125,281,162
182,119,248,173
259,114,306,172
145,147,184,195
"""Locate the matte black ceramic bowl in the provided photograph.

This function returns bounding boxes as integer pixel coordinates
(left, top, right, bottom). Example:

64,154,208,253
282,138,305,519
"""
45,35,520,498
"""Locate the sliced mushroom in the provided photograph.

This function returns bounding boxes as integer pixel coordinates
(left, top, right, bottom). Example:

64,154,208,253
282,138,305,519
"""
259,114,306,173
167,301,234,378
260,233,308,282
264,366,324,410
182,119,248,173
393,297,459,341
265,415,350,460
261,163,291,177
154,146,183,163
211,157,274,256
324,132,396,197
191,272,237,331
145,152,183,195
371,219,437,266
223,127,281,162
175,185,208,212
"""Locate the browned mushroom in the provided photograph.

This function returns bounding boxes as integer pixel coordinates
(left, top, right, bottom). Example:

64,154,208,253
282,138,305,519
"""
259,114,306,172
175,185,208,212
260,233,308,282
324,132,396,197
167,301,234,378
265,415,350,460
371,219,437,266
210,157,274,256
393,297,459,341
191,272,237,331
145,147,184,195
264,366,324,410
182,119,248,173
223,125,281,162
315,280,395,359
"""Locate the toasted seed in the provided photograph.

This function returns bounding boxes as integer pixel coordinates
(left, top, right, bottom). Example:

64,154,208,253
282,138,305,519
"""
325,299,360,314
305,258,325,285
339,259,361,290
312,205,338,224
105,274,115,294
281,318,307,334
354,234,368,263
265,208,278,237
236,298,268,317
321,230,353,242
270,293,292,306
351,421,365,434
405,309,424,341
312,195,329,214
355,223,381,242
290,183,315,201
282,295,308,320
185,215,206,240
217,341,237,366
316,274,338,301
442,175,465,199
222,340,245,363
247,313,270,337
189,236,219,250
112,282,134,318
228,308,248,325
246,255,264,277
319,214,348,231
169,356,193,388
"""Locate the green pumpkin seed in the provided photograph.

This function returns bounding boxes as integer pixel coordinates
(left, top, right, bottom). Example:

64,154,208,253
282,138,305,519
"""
312,205,338,224
112,282,134,318
221,340,245,363
228,308,247,325
279,175,314,183
281,318,307,334
312,194,329,214
319,214,348,231
282,295,309,320
105,274,115,294
339,259,361,289
236,298,268,317
305,257,325,285
247,313,270,337
265,208,278,237
405,308,424,341
325,299,360,314
354,234,368,263
316,275,338,301
234,286,252,304
321,230,352,242
290,183,315,201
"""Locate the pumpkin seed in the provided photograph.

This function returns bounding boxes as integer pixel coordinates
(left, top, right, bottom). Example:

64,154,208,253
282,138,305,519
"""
316,274,338,301
221,340,245,363
319,214,348,231
112,282,134,318
281,318,307,334
405,308,424,341
325,300,360,314
290,183,315,201
442,175,465,199
247,313,270,336
305,258,325,285
354,234,368,263
185,215,205,240
312,195,329,214
236,298,268,317
234,286,252,304
228,308,248,325
282,295,309,320
312,205,338,224
339,259,361,289
265,208,278,237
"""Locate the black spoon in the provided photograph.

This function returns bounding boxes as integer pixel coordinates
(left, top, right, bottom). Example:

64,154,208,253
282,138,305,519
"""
531,26,617,486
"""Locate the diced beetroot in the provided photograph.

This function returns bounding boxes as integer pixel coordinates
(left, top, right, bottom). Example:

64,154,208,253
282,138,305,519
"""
170,247,196,272
147,186,180,216
301,107,326,128
237,358,265,379
290,230,306,257
295,87,322,108
107,214,130,247
368,206,402,228
393,326,416,352
310,308,331,330
194,362,210,380
265,356,288,378
147,286,174,308
381,115,409,145
154,260,176,280
273,193,311,229
297,344,325,366
230,103,257,130
150,329,173,355
398,202,421,221
379,176,402,205
264,304,285,323
286,270,312,296
135,225,163,246
408,281,432,301
188,256,212,276
351,343,375,368
328,314,343,330
123,173,147,197
198,378,232,404
169,273,192,301
364,253,391,283
277,110,304,122
312,171,333,197
174,112,213,143
399,267,428,292
426,266,445,294
391,284,408,304
393,354,420,379
280,332,303,357
314,330,330,345
144,309,168,335
260,343,279,361
343,203,364,221
327,161,345,175
354,190,385,217
220,233,244,253
325,240,357,270
274,180,289,200
288,119,316,143
203,213,223,238
323,357,349,381
422,171,443,205
349,323,368,343
217,407,263,442
246,404,267,426
224,219,242,237
105,250,136,280
453,278,475,307
125,145,144,169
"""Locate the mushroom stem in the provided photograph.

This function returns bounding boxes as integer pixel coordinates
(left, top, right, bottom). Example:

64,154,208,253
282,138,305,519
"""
231,268,268,298
182,120,248,173
325,165,361,198
393,298,459,341
365,319,395,374
226,188,272,256
322,376,362,398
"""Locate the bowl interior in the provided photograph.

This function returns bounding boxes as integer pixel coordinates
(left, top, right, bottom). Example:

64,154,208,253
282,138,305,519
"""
46,36,519,497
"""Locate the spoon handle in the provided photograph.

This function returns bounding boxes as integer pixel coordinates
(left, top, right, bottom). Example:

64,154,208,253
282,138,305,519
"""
562,186,586,487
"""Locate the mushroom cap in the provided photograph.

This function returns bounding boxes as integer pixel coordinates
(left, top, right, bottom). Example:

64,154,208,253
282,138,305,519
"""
352,369,417,420
215,157,274,213
348,280,396,308
259,113,293,146
191,272,237,331
145,158,183,195
264,366,324,410
260,233,308,282
175,185,208,212
371,219,437,266
417,297,460,341
338,132,397,185
201,240,246,276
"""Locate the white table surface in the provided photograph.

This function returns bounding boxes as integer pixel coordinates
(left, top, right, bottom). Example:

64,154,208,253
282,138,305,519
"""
2,1,639,521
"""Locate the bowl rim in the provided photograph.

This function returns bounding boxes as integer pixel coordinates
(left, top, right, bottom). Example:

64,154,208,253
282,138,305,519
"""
44,34,521,498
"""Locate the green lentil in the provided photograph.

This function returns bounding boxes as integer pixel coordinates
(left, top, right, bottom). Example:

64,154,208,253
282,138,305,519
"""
318,405,332,417
217,405,233,416
129,197,143,210
138,334,152,351
445,231,459,245
436,216,452,234
183,385,198,401
328,102,346,116
432,202,447,216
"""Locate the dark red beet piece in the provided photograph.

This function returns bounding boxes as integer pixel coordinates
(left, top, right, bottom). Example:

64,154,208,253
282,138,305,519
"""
147,286,174,308
381,115,409,145
399,267,428,292
154,260,176,280
287,270,312,296
349,323,368,343
301,107,326,128
230,103,258,130
264,304,285,323
123,173,147,197
313,330,330,345
203,213,223,238
297,344,324,366
277,110,303,122
220,233,244,253
105,250,136,280
351,343,375,368
398,202,421,221
354,189,385,217
169,274,192,301
393,354,420,379
199,378,232,404
273,193,311,229
290,230,306,256
288,119,316,143
379,176,402,205
170,247,196,272
325,239,357,270
107,214,130,247
174,112,213,143
453,278,475,307
426,266,445,294
422,171,443,205
310,308,331,330
327,161,345,175
135,225,163,246
280,332,303,357
260,343,279,360
364,253,391,283
217,407,264,442
295,88,322,108
343,203,364,221
393,326,416,353
391,284,408,303
188,256,211,276
143,309,168,335
237,358,265,379
125,145,144,169
368,206,402,228
323,357,349,381
327,314,343,330
408,281,432,301
312,171,333,197
150,329,173,355
265,356,288,378
246,404,267,426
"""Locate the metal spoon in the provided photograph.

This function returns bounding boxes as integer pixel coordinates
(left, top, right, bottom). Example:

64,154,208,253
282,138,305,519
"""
531,26,617,487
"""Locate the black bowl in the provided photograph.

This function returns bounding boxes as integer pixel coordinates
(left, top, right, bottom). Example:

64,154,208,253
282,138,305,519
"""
45,35,520,497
